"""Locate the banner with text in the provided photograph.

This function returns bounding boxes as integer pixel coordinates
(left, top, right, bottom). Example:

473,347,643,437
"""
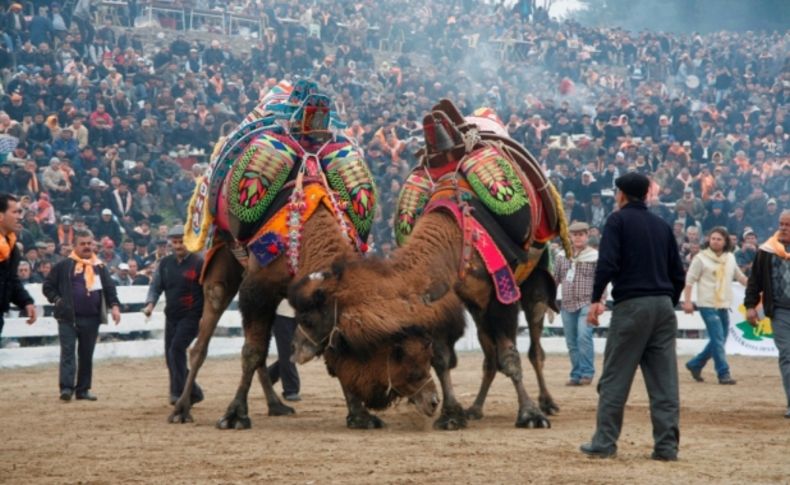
725,284,778,357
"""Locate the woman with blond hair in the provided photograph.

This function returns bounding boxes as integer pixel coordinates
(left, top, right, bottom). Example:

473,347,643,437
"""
684,227,748,384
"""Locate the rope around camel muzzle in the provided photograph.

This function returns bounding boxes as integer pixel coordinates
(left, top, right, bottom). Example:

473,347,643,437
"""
385,354,434,403
295,300,341,352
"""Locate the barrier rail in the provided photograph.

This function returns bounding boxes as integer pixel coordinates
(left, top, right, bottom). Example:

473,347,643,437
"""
1,283,716,368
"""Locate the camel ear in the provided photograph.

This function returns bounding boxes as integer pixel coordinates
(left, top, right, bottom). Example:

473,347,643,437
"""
392,342,405,363
422,280,450,304
330,259,345,280
312,288,326,308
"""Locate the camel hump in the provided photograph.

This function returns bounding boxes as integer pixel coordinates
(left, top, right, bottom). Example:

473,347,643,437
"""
225,132,299,242
395,166,433,246
320,142,378,241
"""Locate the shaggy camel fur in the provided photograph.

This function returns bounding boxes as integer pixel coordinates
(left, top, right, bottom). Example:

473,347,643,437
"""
290,209,558,430
171,204,438,428
324,326,440,427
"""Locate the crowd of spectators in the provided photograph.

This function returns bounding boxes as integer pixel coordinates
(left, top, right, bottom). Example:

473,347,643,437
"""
0,0,789,287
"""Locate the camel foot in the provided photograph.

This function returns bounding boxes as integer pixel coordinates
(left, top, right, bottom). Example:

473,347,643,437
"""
168,399,194,424
267,401,296,416
539,395,560,416
346,412,384,429
465,405,484,421
216,401,252,430
515,408,551,429
434,404,467,430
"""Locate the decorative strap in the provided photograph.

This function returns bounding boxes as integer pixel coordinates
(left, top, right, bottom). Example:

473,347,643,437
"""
425,199,521,305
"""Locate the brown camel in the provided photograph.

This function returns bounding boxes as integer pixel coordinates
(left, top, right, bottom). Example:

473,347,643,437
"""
289,100,564,430
289,209,559,430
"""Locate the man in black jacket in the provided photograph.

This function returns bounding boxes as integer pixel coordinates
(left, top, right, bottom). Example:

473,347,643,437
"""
581,173,686,461
744,210,790,419
43,229,121,402
0,193,36,337
143,226,204,406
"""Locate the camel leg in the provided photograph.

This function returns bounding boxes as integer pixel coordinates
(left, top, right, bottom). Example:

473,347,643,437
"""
432,336,467,430
170,246,243,424
521,272,559,416
255,340,296,417
465,324,497,420
216,277,280,430
342,386,384,429
488,301,550,429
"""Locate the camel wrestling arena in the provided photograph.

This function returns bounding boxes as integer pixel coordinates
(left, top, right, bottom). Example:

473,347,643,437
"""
1,352,788,483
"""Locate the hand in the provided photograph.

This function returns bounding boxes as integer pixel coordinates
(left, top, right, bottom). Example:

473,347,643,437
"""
587,302,605,327
25,304,37,324
682,301,694,314
142,303,153,318
546,308,555,324
745,308,759,327
111,305,121,325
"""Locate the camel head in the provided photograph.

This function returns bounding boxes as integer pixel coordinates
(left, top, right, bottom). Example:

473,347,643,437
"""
328,326,440,417
288,261,346,364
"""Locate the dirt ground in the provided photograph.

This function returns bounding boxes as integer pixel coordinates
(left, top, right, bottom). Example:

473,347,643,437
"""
1,353,788,484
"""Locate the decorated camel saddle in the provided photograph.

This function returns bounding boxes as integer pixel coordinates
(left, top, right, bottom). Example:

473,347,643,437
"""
396,99,570,305
185,80,376,275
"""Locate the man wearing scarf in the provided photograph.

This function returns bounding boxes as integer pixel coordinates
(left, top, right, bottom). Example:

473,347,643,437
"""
553,222,603,386
745,210,790,419
0,193,36,337
683,227,748,385
43,229,121,402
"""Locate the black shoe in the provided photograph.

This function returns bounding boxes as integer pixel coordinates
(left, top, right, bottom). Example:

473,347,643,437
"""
580,442,616,458
75,391,98,401
718,375,737,385
685,363,704,382
282,392,302,402
651,451,678,461
60,390,72,402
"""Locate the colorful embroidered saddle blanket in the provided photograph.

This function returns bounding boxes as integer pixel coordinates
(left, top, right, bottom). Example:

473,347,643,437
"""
186,82,370,249
395,101,569,304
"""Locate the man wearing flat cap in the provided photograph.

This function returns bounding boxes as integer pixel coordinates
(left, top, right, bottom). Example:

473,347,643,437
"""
581,172,686,461
143,225,205,407
553,221,603,386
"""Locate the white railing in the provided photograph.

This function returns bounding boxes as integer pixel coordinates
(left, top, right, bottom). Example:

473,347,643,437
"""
1,284,713,368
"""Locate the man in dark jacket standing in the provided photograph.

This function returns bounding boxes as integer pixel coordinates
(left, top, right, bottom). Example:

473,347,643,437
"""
143,227,204,406
0,193,36,337
744,210,790,419
43,229,121,401
581,173,686,461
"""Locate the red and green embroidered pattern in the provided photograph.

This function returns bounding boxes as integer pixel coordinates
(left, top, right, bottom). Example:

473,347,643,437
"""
460,146,529,216
227,134,297,224
395,167,432,246
321,144,377,238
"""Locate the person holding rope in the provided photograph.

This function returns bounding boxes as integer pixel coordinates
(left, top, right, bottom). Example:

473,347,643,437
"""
684,227,747,385
744,210,790,419
581,172,686,461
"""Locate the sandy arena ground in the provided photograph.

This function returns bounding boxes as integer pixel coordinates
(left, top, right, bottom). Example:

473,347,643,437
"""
1,352,788,484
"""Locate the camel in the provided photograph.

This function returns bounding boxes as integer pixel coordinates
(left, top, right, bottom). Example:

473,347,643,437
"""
169,84,435,428
289,100,568,430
